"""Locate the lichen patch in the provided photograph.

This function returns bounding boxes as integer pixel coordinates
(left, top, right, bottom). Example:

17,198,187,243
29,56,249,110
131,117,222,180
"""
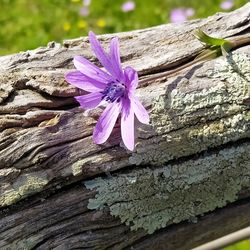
86,143,250,234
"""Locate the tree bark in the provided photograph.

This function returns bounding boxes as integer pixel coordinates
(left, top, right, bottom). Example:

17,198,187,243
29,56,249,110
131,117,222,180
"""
0,4,250,250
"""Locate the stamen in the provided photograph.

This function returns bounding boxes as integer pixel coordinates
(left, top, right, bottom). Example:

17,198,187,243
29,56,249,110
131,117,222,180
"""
101,81,126,102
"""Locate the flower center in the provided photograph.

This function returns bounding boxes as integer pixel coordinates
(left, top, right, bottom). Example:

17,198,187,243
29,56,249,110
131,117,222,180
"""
101,81,126,102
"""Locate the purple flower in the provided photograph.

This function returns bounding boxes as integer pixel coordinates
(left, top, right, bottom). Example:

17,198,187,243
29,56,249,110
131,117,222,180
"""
79,0,91,16
170,8,195,23
79,6,89,16
185,8,195,17
121,1,135,12
220,0,234,10
65,32,149,151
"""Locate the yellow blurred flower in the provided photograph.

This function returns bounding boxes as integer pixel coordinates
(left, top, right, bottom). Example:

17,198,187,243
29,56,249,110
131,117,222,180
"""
71,0,80,2
63,22,71,32
77,20,87,29
96,18,106,28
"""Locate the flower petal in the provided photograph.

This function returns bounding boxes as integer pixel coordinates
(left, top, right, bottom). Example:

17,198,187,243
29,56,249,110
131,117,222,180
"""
93,102,121,144
75,92,102,109
74,55,111,83
124,66,138,94
121,98,135,151
65,70,106,92
88,31,114,76
132,96,149,124
110,37,124,81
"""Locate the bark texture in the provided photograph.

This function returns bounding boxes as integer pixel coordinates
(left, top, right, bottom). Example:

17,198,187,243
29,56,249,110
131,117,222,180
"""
0,4,250,250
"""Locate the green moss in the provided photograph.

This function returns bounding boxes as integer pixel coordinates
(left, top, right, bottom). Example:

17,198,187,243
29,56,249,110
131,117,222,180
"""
86,143,250,234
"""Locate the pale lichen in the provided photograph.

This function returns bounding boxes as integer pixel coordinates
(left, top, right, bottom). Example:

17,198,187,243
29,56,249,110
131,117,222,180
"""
0,188,21,207
86,143,250,234
130,52,250,165
206,53,250,84
0,172,49,206
130,111,250,165
71,160,85,176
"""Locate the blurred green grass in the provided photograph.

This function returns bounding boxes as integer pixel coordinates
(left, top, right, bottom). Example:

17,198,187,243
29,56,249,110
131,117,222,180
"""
223,239,250,250
0,0,248,55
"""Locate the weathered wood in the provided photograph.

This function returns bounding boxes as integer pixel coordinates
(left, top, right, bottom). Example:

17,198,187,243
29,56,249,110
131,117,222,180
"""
0,3,250,249
0,186,249,250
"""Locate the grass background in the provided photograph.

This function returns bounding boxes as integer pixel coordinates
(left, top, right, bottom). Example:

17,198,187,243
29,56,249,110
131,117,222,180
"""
0,0,249,55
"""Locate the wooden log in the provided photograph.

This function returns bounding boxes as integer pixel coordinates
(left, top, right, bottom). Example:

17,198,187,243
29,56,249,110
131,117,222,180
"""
0,3,250,249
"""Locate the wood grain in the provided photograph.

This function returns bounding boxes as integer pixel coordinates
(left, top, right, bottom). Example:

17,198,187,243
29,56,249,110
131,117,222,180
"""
0,3,250,249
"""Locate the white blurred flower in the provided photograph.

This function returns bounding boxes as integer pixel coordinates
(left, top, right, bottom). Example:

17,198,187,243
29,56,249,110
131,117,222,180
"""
220,0,234,10
121,1,136,12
